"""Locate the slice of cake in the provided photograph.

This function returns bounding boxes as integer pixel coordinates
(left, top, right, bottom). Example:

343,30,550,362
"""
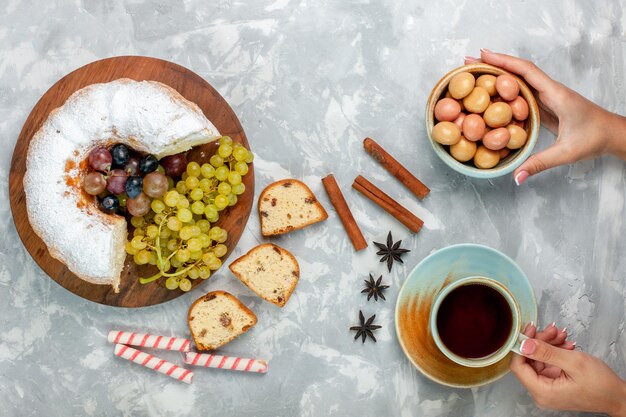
229,244,300,307
258,179,328,236
187,291,257,350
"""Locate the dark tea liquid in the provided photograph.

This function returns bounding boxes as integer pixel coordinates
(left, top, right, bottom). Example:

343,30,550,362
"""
436,283,513,359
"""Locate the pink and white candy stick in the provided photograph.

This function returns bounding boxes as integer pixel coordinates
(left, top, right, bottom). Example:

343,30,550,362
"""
184,352,268,373
108,330,191,352
114,344,193,384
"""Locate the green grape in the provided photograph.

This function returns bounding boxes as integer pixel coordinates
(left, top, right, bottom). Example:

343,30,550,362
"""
210,155,223,167
176,248,191,263
234,161,249,175
202,252,217,264
146,225,159,239
232,146,248,161
133,228,145,237
165,277,179,290
131,216,145,228
213,244,228,257
198,178,212,192
177,208,193,223
200,163,215,178
185,175,199,189
179,278,192,292
231,183,245,195
117,194,127,207
196,219,211,233
159,227,172,239
227,194,237,207
188,267,200,280
148,252,157,265
203,205,218,220
207,257,222,270
191,201,205,215
125,241,138,255
134,250,151,265
161,239,169,248
176,197,190,209
208,213,219,223
164,190,180,207
209,227,222,241
228,171,242,185
161,259,171,271
182,172,188,181
186,161,201,177
190,250,203,260
171,257,183,268
199,266,211,279
218,182,232,196
190,188,204,201
198,233,211,248
187,238,202,252
131,236,147,250
189,225,201,237
154,212,166,224
214,195,228,210
167,176,174,190
245,150,254,163
176,181,187,194
218,143,232,158
151,199,166,213
167,239,178,251
214,166,229,181
219,136,233,145
167,216,182,231
179,226,193,241
217,228,228,243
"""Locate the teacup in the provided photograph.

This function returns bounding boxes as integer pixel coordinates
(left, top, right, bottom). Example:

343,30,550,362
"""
429,276,527,368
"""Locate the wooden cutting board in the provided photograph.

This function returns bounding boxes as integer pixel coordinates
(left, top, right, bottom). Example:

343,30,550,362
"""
9,56,254,307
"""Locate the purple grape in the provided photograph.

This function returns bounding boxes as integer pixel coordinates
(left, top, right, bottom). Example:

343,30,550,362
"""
106,169,128,195
88,147,112,172
83,172,106,195
161,154,187,177
143,172,168,198
139,155,158,174
111,144,130,166
127,193,151,217
125,176,143,199
101,195,119,214
124,156,141,176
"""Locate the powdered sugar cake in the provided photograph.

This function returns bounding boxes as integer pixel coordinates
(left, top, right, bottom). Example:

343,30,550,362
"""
23,79,221,292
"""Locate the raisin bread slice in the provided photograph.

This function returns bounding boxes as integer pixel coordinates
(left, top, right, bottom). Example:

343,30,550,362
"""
188,291,257,351
258,179,328,236
229,244,300,307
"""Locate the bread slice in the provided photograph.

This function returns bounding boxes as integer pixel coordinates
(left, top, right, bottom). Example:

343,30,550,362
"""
187,291,257,351
258,179,328,236
229,244,300,307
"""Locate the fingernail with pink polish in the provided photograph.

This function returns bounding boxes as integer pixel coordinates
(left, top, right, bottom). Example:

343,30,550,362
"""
514,170,529,186
465,55,478,61
561,327,567,333
520,339,537,355
480,48,493,53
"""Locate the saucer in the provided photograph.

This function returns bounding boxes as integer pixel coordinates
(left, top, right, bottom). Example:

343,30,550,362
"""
395,244,537,388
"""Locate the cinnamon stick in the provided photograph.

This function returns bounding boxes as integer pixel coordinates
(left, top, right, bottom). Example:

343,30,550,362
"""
363,137,430,200
352,175,423,234
322,174,367,251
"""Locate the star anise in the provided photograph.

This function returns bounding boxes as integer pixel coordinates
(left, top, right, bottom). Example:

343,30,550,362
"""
361,274,389,301
373,231,410,272
350,310,382,343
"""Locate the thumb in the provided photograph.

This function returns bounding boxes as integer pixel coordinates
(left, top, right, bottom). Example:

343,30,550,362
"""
513,142,575,185
520,338,579,373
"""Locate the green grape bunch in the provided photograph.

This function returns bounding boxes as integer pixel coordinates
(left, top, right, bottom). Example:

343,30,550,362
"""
124,136,253,291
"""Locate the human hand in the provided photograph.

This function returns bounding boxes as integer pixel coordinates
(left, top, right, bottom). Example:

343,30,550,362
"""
464,49,626,185
511,322,626,416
